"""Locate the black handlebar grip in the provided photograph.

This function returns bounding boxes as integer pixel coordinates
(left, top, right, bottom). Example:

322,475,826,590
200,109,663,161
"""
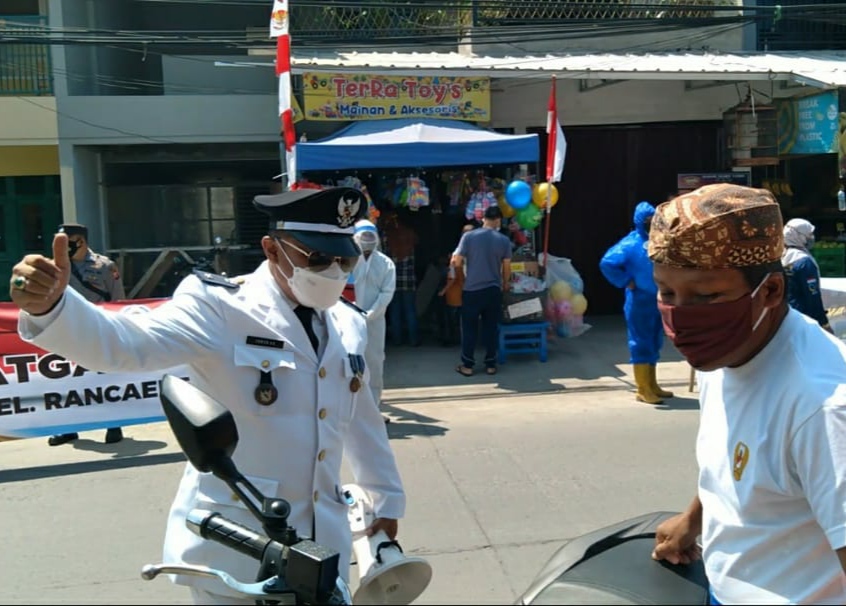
197,512,272,561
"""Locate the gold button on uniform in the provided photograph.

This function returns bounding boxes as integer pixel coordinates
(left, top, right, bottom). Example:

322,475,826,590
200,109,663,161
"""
318,408,327,420
317,449,326,462
313,490,319,503
261,360,270,369
318,367,327,378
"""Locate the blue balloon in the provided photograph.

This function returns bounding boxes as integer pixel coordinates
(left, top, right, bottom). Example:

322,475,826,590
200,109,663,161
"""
506,180,532,210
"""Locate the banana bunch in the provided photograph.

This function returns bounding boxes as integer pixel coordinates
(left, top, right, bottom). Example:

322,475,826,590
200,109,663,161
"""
762,180,794,197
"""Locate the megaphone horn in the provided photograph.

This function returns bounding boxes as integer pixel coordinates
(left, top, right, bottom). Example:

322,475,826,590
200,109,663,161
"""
344,483,433,606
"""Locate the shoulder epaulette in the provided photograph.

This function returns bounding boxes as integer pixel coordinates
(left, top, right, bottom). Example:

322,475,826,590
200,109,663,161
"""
193,268,240,290
339,297,367,316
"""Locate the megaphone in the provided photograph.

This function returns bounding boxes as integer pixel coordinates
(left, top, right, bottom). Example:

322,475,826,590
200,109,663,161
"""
343,483,432,605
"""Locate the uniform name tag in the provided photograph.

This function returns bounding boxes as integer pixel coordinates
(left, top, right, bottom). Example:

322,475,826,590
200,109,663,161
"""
246,336,286,350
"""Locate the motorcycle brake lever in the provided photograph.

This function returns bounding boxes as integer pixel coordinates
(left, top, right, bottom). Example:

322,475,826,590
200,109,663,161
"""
141,563,295,603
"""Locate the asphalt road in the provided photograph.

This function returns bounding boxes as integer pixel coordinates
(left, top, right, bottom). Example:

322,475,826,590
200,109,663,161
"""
0,321,700,605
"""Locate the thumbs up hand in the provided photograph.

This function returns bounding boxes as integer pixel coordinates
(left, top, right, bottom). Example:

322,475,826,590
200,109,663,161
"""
10,232,72,316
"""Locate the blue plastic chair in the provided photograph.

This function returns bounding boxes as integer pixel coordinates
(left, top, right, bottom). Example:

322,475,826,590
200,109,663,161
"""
498,321,549,364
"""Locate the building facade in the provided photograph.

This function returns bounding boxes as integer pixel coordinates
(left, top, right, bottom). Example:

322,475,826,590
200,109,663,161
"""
3,0,844,309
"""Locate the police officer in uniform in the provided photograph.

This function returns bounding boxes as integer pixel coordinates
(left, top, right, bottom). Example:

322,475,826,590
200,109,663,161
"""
48,222,127,446
9,187,406,605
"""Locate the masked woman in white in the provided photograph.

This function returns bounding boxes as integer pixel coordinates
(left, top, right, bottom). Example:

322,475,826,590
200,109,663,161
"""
352,220,397,418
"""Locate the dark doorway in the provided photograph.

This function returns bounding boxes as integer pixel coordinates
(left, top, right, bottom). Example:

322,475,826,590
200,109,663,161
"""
529,121,722,315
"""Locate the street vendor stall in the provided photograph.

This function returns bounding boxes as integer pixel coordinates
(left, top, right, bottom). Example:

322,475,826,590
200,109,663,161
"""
291,118,567,343
295,118,540,171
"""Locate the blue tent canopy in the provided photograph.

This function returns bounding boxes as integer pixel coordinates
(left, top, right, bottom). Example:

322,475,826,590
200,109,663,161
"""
294,118,539,171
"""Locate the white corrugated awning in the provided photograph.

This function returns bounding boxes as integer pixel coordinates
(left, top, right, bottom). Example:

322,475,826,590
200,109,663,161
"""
238,49,846,88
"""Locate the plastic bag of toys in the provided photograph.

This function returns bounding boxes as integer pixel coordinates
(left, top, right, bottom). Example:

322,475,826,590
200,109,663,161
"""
538,253,591,338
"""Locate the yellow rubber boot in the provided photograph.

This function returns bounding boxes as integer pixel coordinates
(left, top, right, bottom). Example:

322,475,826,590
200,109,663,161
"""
634,364,663,404
650,364,674,399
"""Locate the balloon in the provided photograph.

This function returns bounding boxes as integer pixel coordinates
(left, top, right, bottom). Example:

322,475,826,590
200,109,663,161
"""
554,300,573,321
497,195,516,218
544,299,557,323
549,280,573,302
571,293,588,316
505,180,532,210
532,183,560,209
516,205,542,230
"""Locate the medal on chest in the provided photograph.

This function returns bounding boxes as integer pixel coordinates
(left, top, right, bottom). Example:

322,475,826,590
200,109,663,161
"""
348,353,365,393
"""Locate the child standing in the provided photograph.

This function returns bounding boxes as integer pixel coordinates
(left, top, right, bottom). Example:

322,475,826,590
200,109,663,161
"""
437,224,474,346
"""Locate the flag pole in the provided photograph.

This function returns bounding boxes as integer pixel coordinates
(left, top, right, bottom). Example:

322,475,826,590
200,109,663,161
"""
271,0,296,191
542,180,552,269
542,75,556,269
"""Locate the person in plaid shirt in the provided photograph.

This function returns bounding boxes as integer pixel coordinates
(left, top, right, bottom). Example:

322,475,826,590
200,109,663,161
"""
382,211,421,347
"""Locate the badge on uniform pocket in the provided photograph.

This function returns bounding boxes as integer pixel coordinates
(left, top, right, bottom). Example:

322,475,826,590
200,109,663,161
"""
255,370,278,405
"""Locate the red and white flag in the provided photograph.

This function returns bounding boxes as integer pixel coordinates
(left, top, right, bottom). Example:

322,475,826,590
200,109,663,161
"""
546,76,566,184
270,0,296,187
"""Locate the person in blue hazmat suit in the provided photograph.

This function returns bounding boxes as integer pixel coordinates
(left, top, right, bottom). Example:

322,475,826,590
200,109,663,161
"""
782,218,833,334
600,201,672,404
352,219,396,420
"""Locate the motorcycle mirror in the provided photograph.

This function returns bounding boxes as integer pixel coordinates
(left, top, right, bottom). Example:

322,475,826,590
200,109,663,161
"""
160,374,240,481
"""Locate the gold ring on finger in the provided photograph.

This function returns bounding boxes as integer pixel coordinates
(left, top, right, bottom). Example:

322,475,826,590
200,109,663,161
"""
12,275,27,291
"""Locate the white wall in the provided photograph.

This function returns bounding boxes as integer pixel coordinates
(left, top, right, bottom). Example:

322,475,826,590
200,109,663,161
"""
0,97,58,145
488,77,816,130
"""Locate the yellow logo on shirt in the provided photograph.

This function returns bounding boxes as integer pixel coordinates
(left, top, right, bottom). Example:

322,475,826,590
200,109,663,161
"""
733,441,750,481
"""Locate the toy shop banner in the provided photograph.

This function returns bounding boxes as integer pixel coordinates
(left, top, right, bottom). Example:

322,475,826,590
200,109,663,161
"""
0,299,192,441
302,72,491,121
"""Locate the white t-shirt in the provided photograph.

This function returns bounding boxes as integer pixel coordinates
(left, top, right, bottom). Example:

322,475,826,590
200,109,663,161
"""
697,309,846,604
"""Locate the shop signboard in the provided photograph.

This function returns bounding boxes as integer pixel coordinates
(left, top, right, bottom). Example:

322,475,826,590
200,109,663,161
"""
777,90,840,156
676,172,750,194
302,72,491,121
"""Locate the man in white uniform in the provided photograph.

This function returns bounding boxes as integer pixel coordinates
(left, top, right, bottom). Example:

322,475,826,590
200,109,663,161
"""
352,219,395,421
647,184,846,604
9,187,406,605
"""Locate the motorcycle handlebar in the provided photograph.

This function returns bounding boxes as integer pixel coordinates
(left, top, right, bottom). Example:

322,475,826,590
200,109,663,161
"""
187,508,278,562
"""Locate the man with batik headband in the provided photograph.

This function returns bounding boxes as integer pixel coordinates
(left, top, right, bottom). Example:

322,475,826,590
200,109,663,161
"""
647,184,846,604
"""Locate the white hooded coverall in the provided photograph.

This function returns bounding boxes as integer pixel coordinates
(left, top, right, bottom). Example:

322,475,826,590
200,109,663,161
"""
353,221,396,406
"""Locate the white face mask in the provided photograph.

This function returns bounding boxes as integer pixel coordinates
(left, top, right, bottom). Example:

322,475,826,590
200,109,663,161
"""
277,244,350,310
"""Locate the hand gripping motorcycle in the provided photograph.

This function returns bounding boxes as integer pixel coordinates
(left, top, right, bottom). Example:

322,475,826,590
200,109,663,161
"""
141,374,352,605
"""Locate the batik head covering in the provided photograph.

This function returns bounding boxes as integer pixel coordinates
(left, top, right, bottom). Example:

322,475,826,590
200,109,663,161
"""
648,184,783,268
